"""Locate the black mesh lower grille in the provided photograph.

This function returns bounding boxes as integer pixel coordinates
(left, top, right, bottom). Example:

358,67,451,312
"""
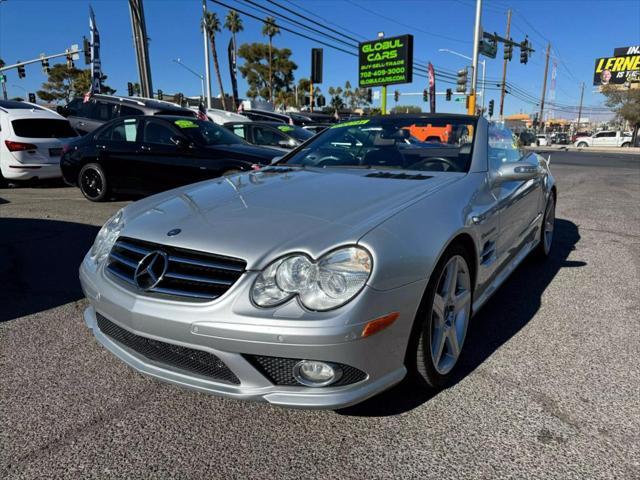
245,355,367,387
96,313,240,385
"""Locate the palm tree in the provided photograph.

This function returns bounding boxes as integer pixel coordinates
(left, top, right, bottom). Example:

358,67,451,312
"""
224,10,243,110
261,16,280,103
203,11,227,110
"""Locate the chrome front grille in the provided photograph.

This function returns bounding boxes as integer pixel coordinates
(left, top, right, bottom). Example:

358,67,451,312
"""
106,236,246,302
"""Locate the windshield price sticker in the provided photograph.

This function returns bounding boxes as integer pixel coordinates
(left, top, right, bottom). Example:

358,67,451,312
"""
330,119,370,129
277,125,294,132
358,34,413,88
174,120,199,129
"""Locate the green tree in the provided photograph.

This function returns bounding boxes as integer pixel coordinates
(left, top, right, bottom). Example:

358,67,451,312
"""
601,85,640,143
390,105,422,114
328,85,344,113
225,9,243,110
203,11,227,110
36,64,115,103
238,42,296,101
261,16,280,103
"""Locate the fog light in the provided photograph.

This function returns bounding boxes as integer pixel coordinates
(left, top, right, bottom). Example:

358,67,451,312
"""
293,360,342,387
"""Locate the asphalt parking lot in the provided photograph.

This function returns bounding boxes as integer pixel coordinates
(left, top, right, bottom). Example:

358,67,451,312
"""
1,151,639,479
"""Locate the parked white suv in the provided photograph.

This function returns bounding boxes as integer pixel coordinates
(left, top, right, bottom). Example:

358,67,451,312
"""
574,130,633,148
0,100,78,183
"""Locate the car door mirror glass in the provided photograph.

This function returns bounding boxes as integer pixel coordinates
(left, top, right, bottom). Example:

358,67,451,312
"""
492,161,541,185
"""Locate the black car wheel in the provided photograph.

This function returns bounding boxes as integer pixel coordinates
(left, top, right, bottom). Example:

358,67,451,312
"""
79,163,109,202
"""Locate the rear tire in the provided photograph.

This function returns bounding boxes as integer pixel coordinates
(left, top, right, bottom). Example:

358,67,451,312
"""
621,142,631,148
408,245,473,390
78,163,109,202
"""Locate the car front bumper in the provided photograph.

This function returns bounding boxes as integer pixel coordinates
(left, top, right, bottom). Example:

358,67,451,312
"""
80,257,426,409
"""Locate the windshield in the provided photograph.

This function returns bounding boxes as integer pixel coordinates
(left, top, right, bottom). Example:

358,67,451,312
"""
174,119,246,146
282,116,477,172
12,119,78,138
275,124,314,142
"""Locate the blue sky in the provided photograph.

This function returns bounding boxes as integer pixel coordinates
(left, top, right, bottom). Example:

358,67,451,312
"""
1,0,639,119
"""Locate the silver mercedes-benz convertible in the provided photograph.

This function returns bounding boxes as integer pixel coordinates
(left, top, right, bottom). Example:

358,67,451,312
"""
80,114,556,409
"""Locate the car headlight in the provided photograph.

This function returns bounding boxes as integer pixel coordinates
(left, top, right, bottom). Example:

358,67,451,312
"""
89,209,125,264
251,246,372,311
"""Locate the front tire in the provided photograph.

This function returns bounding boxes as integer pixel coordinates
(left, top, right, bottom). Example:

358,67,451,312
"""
79,163,109,202
577,142,588,148
410,245,473,389
534,193,555,259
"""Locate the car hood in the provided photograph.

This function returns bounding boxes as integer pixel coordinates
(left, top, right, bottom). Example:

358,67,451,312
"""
121,167,461,268
204,144,282,164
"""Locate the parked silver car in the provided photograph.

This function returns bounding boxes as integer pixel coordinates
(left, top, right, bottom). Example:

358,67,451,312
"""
80,114,556,409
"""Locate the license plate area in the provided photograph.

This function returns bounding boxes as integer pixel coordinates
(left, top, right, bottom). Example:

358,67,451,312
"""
49,148,62,157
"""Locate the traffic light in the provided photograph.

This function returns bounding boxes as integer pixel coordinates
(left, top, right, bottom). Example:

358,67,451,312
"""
520,39,529,64
28,93,36,103
157,89,163,100
394,90,399,102
66,54,74,69
311,48,323,84
456,68,468,93
423,89,428,102
83,37,91,64
41,58,50,75
127,82,134,96
366,88,372,103
317,95,326,107
17,64,26,79
504,40,513,61
488,100,494,117
446,88,452,101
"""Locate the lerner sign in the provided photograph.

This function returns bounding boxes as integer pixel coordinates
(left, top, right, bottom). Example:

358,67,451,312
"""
358,34,414,88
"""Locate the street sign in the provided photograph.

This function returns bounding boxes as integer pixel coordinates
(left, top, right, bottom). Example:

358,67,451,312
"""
71,44,80,61
358,34,413,88
373,89,380,100
0,74,6,83
454,97,465,102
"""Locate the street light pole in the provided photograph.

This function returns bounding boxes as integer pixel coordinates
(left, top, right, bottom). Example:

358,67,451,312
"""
173,58,205,101
202,0,212,108
470,0,482,115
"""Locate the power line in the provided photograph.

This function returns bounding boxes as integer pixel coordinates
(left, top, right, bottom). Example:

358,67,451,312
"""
343,0,471,45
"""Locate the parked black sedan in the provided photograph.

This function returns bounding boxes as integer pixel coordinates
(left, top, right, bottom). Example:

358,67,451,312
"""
224,121,314,150
61,116,281,201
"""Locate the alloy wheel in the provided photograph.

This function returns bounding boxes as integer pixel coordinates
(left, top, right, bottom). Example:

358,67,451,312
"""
430,255,471,375
81,168,103,199
543,196,555,254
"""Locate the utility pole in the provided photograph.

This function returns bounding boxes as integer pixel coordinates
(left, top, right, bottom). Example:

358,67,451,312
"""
577,81,584,129
202,0,212,108
128,0,153,98
538,42,551,133
499,9,511,121
469,0,482,115
310,80,314,113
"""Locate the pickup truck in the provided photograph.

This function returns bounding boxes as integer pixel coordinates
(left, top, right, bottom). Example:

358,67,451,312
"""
574,130,633,148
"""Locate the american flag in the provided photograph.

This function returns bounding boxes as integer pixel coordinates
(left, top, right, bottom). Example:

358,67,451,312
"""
197,102,208,121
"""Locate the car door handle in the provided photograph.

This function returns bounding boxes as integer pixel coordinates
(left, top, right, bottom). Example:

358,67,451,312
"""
140,145,151,151
96,144,106,150
78,121,86,126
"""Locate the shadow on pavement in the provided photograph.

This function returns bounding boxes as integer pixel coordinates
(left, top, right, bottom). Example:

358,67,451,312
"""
0,217,99,322
337,218,583,417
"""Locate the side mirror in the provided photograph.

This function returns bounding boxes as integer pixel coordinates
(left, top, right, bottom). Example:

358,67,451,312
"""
491,161,541,186
171,136,188,148
271,155,283,165
278,139,295,148
57,106,70,117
